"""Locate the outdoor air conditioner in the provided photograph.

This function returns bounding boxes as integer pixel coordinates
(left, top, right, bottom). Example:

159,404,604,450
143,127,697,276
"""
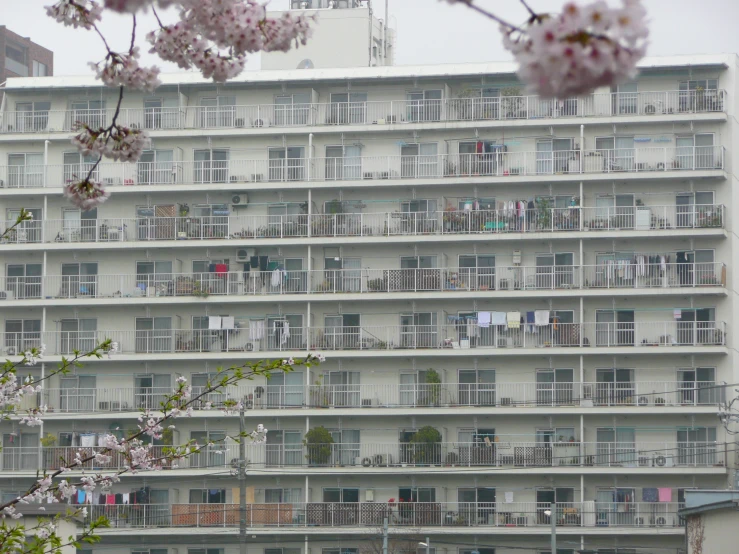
232,193,249,207
655,516,669,527
653,455,675,468
373,454,390,466
252,118,268,128
236,248,252,262
635,517,645,526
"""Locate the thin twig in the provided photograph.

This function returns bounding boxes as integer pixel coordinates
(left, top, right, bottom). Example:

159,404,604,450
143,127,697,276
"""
458,2,525,31
519,0,538,20
130,14,137,53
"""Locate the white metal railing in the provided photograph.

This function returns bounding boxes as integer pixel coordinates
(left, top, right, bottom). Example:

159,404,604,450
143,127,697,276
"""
0,90,726,134
3,262,724,301
4,204,723,245
5,321,723,357
83,500,685,529
0,442,723,472
0,147,725,189
29,381,725,414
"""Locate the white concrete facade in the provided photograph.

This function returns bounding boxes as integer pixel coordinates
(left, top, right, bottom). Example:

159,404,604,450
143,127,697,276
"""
0,54,738,554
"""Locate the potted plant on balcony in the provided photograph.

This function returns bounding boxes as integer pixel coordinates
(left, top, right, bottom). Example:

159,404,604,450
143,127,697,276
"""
304,426,334,466
409,426,442,465
41,433,57,469
420,369,441,407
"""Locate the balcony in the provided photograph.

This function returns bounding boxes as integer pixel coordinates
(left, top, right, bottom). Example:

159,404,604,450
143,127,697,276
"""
0,147,726,190
2,204,724,246
1,441,724,473
81,500,685,530
29,380,725,414
0,90,726,134
2,320,725,358
1,262,726,303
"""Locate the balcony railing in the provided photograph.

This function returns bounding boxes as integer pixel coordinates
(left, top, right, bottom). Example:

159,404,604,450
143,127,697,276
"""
0,147,726,190
0,442,723,472
3,204,724,246
82,501,685,529
26,380,725,414
0,90,726,134
1,262,725,301
2,320,725,357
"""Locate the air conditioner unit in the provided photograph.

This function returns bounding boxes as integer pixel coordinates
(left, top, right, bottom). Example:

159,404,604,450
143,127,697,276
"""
236,248,252,262
655,516,669,527
373,454,390,467
653,455,675,468
232,193,249,207
6,347,17,356
634,516,645,526
300,1,309,7
252,118,268,128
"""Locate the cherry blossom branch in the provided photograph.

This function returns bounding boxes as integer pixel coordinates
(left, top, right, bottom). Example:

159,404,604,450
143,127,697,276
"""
0,354,324,515
1,208,34,241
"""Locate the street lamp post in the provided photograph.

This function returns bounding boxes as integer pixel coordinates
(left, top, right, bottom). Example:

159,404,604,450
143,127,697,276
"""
544,502,556,553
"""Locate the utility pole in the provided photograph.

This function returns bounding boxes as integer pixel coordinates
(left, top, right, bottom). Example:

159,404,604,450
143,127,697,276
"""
550,502,557,553
382,517,388,554
239,406,247,554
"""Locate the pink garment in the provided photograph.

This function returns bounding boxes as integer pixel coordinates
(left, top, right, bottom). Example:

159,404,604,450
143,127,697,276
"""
658,488,672,502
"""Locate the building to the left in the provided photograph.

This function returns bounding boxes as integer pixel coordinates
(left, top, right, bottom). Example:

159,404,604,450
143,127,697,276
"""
0,26,53,81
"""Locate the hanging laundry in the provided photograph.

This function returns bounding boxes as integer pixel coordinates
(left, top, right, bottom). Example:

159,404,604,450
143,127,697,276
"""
271,268,283,287
526,311,536,333
466,320,479,338
122,493,129,505
249,320,265,340
215,263,228,276
534,310,550,326
77,490,86,504
208,263,217,273
658,488,672,502
208,316,222,330
504,491,514,503
80,433,96,447
673,309,682,320
221,316,235,330
642,488,658,502
106,494,115,505
477,312,491,328
490,311,507,326
507,311,521,329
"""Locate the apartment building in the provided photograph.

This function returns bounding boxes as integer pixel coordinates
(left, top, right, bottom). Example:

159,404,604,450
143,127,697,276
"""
0,53,737,554
0,26,53,81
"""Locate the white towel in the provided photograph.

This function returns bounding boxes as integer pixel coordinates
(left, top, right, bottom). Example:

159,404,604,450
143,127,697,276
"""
505,491,514,503
80,433,96,447
221,316,235,329
249,320,265,340
673,309,682,320
122,493,129,505
534,310,550,326
507,311,521,329
490,311,507,325
478,312,491,328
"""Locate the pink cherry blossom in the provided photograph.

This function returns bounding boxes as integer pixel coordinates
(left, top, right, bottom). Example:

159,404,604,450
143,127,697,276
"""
63,179,111,211
45,0,103,30
89,48,161,92
501,0,648,98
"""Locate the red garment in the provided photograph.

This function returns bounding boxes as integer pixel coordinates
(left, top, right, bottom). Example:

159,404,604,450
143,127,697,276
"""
215,263,228,275
476,141,483,154
106,494,115,505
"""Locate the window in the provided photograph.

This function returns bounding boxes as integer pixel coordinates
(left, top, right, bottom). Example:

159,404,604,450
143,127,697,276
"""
679,79,720,112
189,549,224,554
323,488,359,502
135,317,172,353
676,134,715,169
190,430,227,467
70,100,106,128
595,368,634,406
458,140,501,176
5,43,28,76
8,153,43,188
59,318,97,355
325,145,361,180
264,489,302,504
535,253,574,288
60,375,96,412
536,138,575,174
677,427,717,465
266,549,301,554
407,90,442,122
323,550,358,554
32,60,48,77
136,261,173,292
189,489,226,504
15,102,50,131
596,428,635,465
611,82,637,114
595,136,635,171
328,92,367,124
143,98,178,129
199,96,236,128
399,312,437,348
61,262,98,298
269,147,305,182
4,319,41,353
135,374,170,410
63,152,100,183
5,208,42,243
265,430,303,466
2,433,38,469
6,263,42,299
678,367,717,404
400,143,438,178
194,149,229,184
398,487,436,503
138,150,174,185
536,369,574,405
274,93,311,126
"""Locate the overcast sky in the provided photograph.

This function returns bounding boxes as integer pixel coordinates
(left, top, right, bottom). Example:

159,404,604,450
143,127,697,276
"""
2,0,738,76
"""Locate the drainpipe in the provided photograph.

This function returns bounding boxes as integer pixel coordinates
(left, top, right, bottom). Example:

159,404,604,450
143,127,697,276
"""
44,140,50,188
580,125,584,173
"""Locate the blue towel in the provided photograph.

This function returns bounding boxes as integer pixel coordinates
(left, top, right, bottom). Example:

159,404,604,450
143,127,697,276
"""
642,487,658,502
77,490,86,504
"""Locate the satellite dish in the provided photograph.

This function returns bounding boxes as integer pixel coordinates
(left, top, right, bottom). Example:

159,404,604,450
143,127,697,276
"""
297,59,315,69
